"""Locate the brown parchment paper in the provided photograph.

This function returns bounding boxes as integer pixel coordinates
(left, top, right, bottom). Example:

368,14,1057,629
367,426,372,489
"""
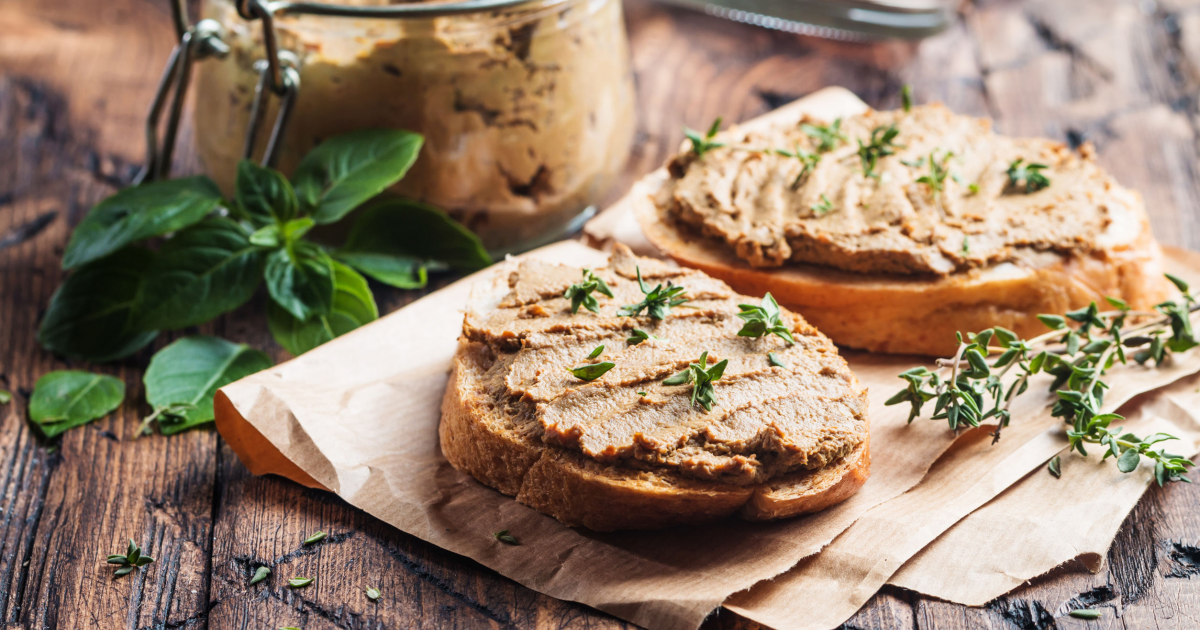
214,87,1200,630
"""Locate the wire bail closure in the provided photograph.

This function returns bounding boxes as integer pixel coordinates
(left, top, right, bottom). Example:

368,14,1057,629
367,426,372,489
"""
137,0,299,183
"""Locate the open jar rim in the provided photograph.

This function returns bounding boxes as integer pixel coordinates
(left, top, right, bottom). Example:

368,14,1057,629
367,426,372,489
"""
262,0,557,19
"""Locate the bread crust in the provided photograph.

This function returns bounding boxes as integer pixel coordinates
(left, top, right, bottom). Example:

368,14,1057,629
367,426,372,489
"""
440,338,871,531
636,186,1171,356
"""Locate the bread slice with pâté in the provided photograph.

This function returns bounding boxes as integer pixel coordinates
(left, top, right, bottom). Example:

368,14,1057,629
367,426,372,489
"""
635,103,1171,356
439,245,869,531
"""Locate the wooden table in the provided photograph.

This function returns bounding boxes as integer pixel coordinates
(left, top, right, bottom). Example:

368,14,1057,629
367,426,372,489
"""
2,0,1200,627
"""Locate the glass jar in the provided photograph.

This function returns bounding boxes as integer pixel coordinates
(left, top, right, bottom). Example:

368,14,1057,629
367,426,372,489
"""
194,0,636,254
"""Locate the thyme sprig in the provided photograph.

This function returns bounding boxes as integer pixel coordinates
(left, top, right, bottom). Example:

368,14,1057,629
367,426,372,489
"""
811,194,835,216
857,124,903,179
663,351,729,412
773,144,821,190
563,269,614,314
736,293,795,344
1006,158,1051,193
619,267,690,320
686,118,726,158
915,150,954,203
887,274,1200,485
801,118,847,153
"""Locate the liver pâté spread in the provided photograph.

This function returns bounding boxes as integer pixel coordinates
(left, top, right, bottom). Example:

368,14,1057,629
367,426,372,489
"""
661,104,1140,275
461,248,868,485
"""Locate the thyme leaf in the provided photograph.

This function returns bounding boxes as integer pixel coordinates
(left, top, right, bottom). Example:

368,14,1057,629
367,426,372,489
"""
627,329,660,345
901,84,913,112
494,530,520,545
250,566,271,585
303,531,326,545
567,362,615,382
288,577,314,588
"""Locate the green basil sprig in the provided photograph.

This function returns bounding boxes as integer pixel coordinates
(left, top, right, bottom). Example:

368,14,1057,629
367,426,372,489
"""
34,128,492,439
41,128,490,365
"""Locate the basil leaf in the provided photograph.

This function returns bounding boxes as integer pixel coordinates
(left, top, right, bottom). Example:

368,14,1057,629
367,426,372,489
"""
566,362,615,381
281,217,314,242
334,252,427,289
268,261,378,356
143,336,272,435
38,247,159,362
340,199,491,271
265,241,336,321
291,129,424,224
131,218,266,331
62,176,222,269
249,225,281,247
235,160,298,226
29,371,125,438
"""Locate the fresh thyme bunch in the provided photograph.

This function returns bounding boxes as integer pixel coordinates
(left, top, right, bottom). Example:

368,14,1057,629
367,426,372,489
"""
887,274,1199,485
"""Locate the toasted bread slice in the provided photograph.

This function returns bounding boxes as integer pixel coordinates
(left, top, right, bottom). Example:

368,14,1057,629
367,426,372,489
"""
439,247,870,531
634,171,1170,357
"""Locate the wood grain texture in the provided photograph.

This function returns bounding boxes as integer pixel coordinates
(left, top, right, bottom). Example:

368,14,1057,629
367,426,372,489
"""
1,0,1199,628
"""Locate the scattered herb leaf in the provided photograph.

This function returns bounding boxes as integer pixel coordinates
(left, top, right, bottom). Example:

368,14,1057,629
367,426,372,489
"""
901,84,913,112
627,328,660,345
768,352,787,368
0,390,10,404
915,150,953,201
961,236,970,256
1048,455,1061,478
567,362,616,382
586,345,605,359
288,577,314,588
1069,609,1101,620
494,530,520,545
303,531,327,545
366,586,381,601
250,566,271,585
